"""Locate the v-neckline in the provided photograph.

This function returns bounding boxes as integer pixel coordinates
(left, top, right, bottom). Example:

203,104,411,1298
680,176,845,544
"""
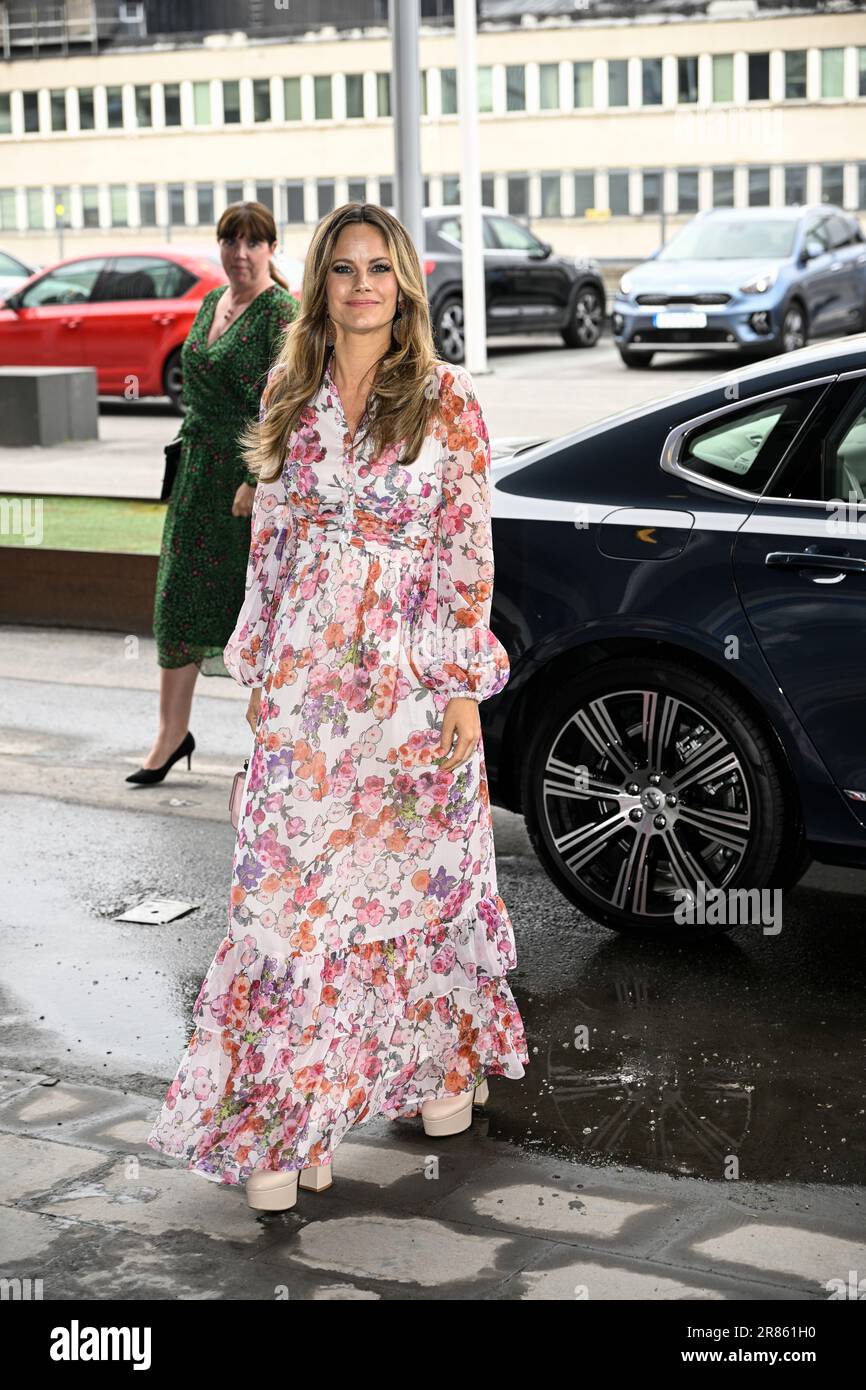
204,283,274,351
325,346,370,446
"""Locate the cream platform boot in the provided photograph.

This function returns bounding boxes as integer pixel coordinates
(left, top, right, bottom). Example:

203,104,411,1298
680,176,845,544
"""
245,1160,334,1211
421,1078,490,1137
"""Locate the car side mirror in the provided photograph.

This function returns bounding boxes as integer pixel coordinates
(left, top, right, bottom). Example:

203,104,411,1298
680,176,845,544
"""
801,238,824,263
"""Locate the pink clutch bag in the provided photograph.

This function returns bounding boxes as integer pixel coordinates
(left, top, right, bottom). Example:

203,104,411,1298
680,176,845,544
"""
229,757,250,830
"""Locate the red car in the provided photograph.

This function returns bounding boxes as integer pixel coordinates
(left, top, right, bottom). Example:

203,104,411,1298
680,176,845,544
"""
0,246,229,412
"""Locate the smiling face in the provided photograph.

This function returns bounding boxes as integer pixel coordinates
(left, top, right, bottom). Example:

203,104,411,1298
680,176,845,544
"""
325,222,401,346
218,228,276,287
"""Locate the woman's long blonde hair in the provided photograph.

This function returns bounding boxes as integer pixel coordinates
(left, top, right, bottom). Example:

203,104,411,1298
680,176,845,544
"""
238,202,443,483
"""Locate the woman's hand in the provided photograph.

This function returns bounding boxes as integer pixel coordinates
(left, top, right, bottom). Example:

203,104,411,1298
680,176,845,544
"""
246,686,261,734
232,482,256,518
436,696,481,771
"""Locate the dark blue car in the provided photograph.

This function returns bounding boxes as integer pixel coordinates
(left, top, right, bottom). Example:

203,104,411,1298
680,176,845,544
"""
612,205,866,368
484,334,866,939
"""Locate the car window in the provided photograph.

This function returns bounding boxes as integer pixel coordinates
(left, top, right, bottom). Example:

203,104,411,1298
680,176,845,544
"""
0,251,28,277
92,257,196,302
802,217,831,252
20,258,107,307
658,218,797,260
675,389,827,494
825,214,853,249
487,215,545,253
434,216,497,250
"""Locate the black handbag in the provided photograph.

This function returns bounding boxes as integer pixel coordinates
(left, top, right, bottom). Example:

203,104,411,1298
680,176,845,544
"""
160,434,183,501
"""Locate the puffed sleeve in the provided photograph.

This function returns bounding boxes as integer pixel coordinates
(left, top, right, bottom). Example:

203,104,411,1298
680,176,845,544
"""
223,369,296,688
406,364,510,703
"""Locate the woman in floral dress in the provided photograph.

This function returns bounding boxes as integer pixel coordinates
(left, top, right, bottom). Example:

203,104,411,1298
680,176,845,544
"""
146,203,529,1209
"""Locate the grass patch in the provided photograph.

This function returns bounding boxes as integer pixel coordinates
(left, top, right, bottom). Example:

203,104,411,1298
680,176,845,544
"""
0,495,167,554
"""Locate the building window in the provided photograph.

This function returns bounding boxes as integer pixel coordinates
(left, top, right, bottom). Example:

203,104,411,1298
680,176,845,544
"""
608,170,629,214
859,48,866,97
164,83,181,126
344,179,363,203
82,185,100,228
642,169,662,213
858,163,866,210
285,181,305,222
79,88,95,129
747,52,770,101
23,91,40,133
784,165,807,204
420,70,429,116
317,180,335,217
539,63,559,110
110,185,128,226
193,82,211,125
821,163,844,204
376,73,391,117
608,59,628,107
0,188,17,228
225,182,244,204
139,185,156,225
507,173,529,215
106,85,124,128
0,94,12,134
196,184,214,224
541,172,561,216
255,181,273,211
712,167,734,206
253,79,271,122
284,77,301,120
678,56,698,103
423,177,431,207
379,177,393,206
346,73,364,118
222,81,241,124
443,175,460,204
642,58,662,106
477,66,493,112
784,50,807,99
574,60,593,108
748,166,770,205
821,48,844,98
712,54,734,103
441,67,458,115
135,85,151,127
26,189,44,228
506,65,526,111
574,171,595,215
168,183,186,225
677,169,699,212
481,174,495,206
314,76,332,120
47,90,66,131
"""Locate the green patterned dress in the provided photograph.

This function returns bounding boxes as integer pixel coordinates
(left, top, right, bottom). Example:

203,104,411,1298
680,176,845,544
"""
153,281,299,677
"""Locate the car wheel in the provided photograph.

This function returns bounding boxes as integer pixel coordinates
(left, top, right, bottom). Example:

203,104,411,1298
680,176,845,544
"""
521,657,788,941
432,296,465,364
617,346,655,368
163,348,186,414
779,302,808,353
561,285,604,348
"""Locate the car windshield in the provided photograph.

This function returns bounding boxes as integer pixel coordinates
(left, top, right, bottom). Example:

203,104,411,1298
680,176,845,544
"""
657,219,797,260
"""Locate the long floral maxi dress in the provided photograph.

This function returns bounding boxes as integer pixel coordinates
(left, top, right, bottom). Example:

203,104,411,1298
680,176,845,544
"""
146,352,530,1185
152,282,298,676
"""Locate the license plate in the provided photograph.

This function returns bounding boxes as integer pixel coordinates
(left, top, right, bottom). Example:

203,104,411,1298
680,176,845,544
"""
653,310,708,328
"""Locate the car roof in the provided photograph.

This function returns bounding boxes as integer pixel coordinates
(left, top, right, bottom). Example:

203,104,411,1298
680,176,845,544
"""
492,333,866,478
697,204,848,222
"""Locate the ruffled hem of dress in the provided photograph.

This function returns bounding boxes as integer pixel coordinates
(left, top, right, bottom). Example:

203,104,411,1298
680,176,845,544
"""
144,892,529,1186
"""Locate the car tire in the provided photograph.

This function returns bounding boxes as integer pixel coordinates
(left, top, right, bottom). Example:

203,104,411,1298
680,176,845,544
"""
521,656,789,941
163,348,186,414
432,296,465,364
617,346,655,368
561,284,604,348
777,301,808,354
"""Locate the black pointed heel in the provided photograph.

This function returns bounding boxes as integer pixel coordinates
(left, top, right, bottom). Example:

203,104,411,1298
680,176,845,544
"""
125,730,195,784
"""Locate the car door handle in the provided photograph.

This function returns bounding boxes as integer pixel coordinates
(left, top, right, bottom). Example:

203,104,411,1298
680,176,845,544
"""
766,550,866,576
61,318,81,328
151,313,176,325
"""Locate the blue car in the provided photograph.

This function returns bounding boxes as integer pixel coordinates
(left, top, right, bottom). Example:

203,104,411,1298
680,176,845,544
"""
483,333,866,939
612,205,866,369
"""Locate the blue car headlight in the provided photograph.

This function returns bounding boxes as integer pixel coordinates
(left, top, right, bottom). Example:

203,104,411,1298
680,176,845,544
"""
740,269,778,294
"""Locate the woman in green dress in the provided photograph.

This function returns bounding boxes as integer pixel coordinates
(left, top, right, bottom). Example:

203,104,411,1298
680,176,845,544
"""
127,201,299,784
